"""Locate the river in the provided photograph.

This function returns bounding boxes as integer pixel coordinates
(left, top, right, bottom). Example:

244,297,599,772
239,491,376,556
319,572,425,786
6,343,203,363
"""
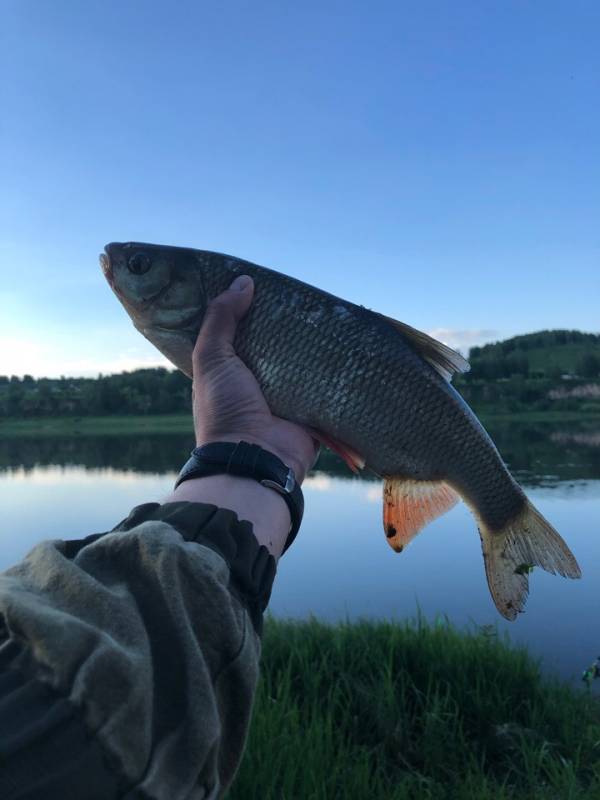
1,418,599,686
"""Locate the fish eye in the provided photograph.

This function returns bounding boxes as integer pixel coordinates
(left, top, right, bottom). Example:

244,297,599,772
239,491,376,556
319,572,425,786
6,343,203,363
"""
128,252,152,275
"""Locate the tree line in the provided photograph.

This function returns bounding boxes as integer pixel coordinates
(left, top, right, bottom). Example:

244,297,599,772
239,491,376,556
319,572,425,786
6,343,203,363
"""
463,330,600,381
1,329,599,418
0,369,192,417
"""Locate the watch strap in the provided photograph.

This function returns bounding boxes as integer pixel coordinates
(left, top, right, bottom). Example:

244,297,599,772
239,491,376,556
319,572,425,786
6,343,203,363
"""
174,441,304,553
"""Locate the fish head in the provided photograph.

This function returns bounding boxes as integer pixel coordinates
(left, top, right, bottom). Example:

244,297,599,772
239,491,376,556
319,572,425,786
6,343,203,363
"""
101,242,175,308
100,242,210,377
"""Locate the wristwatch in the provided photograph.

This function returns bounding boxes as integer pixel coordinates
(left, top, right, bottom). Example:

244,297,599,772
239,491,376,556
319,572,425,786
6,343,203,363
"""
174,441,304,553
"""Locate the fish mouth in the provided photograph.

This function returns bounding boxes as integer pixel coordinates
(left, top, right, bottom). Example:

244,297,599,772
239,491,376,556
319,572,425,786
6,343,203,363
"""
99,248,114,288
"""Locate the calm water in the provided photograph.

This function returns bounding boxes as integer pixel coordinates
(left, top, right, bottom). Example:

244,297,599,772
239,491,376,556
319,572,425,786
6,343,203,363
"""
1,420,599,686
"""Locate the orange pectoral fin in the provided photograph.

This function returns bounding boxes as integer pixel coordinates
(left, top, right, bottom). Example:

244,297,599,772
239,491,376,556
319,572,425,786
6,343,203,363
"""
306,427,366,474
383,478,459,552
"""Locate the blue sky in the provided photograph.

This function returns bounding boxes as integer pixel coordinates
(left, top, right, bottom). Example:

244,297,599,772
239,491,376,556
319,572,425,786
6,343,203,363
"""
2,0,599,377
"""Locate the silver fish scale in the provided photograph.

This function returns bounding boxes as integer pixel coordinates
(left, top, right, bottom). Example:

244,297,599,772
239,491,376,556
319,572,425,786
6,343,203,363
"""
201,256,526,532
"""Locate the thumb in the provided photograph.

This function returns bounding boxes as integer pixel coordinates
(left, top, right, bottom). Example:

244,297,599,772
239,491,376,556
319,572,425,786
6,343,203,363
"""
194,275,254,362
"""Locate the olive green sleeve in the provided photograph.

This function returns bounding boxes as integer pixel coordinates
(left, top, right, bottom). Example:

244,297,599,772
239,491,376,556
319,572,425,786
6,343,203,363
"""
0,502,276,798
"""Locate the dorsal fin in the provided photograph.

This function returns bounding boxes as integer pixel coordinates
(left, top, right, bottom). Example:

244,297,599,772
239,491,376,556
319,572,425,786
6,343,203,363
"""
378,314,470,382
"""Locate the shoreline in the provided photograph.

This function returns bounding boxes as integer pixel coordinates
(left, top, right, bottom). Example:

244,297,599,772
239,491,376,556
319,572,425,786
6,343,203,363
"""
1,410,600,437
0,414,195,436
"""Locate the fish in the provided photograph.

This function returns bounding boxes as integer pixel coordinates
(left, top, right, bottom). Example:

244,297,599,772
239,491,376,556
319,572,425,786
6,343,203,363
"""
100,241,581,620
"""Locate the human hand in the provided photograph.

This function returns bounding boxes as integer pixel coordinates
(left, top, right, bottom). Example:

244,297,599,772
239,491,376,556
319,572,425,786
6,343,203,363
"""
192,275,319,484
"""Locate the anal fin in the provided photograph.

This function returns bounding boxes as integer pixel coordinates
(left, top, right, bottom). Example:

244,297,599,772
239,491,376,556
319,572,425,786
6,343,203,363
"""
383,478,459,552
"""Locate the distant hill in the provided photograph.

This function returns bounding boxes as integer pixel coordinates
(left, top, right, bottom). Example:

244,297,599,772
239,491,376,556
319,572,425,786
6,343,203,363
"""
464,330,600,381
454,330,600,416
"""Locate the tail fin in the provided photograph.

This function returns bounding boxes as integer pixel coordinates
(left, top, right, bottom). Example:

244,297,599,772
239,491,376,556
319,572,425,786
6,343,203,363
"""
477,500,581,620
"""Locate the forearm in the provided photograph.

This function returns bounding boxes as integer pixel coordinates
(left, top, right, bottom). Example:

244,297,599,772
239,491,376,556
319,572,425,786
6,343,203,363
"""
164,474,292,559
0,275,315,799
0,501,274,799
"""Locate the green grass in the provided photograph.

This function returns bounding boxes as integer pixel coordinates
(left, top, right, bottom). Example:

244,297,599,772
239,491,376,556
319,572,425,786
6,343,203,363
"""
0,414,194,436
228,618,600,800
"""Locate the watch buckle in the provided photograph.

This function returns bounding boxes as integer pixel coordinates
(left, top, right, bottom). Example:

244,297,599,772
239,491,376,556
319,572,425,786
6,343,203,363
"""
260,468,296,495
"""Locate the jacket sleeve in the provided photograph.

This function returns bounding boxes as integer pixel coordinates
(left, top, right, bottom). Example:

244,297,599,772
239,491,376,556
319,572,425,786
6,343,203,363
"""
0,501,276,800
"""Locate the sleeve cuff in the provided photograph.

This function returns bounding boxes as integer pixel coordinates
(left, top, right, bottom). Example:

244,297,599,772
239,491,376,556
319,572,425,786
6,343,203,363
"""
112,501,277,635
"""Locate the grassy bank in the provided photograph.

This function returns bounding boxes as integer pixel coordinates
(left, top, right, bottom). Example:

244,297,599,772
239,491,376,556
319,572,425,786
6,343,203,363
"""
2,409,600,437
0,414,194,436
229,618,600,800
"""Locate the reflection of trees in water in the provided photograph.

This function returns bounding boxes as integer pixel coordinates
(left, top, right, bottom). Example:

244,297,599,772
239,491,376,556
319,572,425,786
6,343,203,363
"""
0,435,360,480
485,421,600,485
0,435,193,474
550,431,600,447
2,422,600,485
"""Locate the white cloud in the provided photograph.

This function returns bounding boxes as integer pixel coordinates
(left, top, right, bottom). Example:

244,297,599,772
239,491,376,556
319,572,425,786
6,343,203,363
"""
425,328,500,355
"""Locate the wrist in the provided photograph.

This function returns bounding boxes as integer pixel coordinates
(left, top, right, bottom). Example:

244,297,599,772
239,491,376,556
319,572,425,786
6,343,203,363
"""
175,440,304,554
195,434,309,484
165,475,292,558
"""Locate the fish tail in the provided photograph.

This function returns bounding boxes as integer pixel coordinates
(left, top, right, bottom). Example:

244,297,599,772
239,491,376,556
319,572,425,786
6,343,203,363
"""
476,499,581,620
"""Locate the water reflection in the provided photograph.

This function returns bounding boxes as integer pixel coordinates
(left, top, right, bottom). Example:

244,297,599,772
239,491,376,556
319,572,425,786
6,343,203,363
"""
0,434,356,480
1,420,599,686
483,419,600,486
2,419,600,485
0,434,193,475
